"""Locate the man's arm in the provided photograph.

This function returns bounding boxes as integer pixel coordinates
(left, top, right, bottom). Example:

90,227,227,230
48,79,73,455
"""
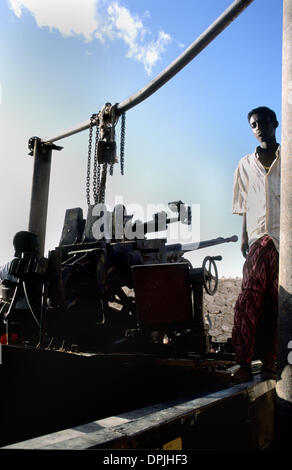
232,158,249,258
0,261,16,283
241,213,249,258
0,262,10,281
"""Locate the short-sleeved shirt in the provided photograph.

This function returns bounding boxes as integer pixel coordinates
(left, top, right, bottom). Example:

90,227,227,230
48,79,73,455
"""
0,260,28,309
232,146,281,251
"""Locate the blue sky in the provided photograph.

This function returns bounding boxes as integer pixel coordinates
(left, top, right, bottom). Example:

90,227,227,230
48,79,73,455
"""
0,0,283,277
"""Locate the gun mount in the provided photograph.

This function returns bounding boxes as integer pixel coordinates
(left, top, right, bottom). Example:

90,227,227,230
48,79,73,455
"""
1,203,238,359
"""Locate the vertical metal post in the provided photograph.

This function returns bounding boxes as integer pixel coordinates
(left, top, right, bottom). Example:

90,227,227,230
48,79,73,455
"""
276,0,292,443
28,139,61,256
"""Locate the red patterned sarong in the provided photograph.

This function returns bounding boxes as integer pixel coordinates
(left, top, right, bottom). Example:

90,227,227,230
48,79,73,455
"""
232,235,278,366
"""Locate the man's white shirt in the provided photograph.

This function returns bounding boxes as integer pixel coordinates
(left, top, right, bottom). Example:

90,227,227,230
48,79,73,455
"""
232,146,280,250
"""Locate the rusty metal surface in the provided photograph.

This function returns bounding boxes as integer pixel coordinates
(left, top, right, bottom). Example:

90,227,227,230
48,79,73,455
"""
2,375,275,450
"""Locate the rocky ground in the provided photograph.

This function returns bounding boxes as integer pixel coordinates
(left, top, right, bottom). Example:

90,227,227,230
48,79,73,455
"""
203,277,242,343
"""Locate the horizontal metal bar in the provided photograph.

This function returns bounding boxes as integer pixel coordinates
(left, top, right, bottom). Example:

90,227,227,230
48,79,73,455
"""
42,119,94,144
42,0,254,144
117,0,254,114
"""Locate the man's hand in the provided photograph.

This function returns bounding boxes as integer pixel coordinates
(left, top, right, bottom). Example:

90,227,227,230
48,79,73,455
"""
241,240,249,259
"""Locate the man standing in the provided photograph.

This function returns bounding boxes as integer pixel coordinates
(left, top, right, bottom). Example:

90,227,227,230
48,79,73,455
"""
232,106,280,383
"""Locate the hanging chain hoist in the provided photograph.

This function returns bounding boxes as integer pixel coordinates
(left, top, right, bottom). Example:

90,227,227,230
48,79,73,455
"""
86,104,126,206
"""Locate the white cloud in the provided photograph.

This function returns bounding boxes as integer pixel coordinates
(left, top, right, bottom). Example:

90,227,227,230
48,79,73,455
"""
9,0,98,41
8,0,172,75
103,3,171,74
130,30,172,75
107,3,145,45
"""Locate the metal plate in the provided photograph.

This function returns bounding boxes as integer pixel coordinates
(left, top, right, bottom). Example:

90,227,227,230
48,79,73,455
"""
132,263,192,326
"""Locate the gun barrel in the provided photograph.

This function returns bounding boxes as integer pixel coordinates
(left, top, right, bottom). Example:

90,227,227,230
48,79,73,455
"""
166,235,238,254
132,214,179,235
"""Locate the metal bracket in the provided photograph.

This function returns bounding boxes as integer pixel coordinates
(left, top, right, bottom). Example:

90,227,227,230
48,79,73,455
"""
28,136,63,156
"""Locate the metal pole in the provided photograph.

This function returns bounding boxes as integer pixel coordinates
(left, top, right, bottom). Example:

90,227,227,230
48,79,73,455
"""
42,0,254,145
117,0,254,114
42,119,92,145
28,139,53,256
276,0,292,446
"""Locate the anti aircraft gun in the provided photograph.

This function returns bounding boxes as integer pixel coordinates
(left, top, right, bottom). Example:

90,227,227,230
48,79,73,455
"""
0,205,239,448
2,202,238,358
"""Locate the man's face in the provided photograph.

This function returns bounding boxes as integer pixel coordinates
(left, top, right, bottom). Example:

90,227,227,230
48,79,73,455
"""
249,113,276,143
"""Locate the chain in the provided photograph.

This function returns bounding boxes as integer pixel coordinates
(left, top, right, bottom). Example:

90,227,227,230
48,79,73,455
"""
96,163,101,202
98,164,108,204
86,116,94,206
93,125,101,204
120,112,126,175
86,108,124,206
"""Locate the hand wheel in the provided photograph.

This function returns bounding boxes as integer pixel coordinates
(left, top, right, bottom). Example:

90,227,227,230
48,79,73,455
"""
202,256,221,295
